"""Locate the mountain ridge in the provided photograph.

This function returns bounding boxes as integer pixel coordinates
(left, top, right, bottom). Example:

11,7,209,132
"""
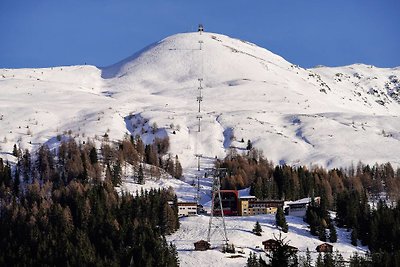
0,31,399,169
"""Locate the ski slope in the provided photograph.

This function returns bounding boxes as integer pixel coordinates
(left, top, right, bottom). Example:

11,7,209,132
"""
1,31,400,170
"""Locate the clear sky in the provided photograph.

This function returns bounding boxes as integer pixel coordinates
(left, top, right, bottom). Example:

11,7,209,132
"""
0,0,399,69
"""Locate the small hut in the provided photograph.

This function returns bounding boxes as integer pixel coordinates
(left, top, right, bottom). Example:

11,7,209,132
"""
262,239,280,252
194,240,210,251
316,243,333,253
262,239,298,253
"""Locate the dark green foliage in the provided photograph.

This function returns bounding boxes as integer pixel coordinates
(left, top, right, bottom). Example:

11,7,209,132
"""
137,164,144,184
276,207,288,233
252,220,262,236
220,154,400,215
111,160,122,186
12,143,20,158
0,158,12,187
0,141,179,267
349,252,370,267
318,224,327,242
299,248,312,267
265,233,298,267
89,147,98,164
351,228,358,246
323,252,334,267
329,223,337,243
246,140,252,150
313,251,353,267
247,252,258,267
246,252,268,267
174,155,183,179
315,253,324,267
305,200,330,241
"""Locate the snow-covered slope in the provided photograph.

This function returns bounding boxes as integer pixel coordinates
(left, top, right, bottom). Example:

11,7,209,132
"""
1,32,400,169
167,214,367,267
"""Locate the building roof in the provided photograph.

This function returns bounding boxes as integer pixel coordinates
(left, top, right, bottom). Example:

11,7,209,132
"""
239,196,257,200
262,239,279,245
194,240,209,245
285,196,320,206
316,243,333,248
238,187,255,198
177,202,197,206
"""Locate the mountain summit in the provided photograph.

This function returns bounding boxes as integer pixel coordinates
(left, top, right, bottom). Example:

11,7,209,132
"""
0,32,399,168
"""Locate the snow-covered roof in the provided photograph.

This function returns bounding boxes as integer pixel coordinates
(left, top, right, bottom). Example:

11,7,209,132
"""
285,197,319,206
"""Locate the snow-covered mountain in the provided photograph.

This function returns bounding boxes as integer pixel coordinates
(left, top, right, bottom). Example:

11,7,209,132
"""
1,32,400,169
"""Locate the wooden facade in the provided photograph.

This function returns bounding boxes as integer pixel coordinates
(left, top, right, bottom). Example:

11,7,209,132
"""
262,239,280,252
262,239,298,253
194,240,210,251
316,243,333,253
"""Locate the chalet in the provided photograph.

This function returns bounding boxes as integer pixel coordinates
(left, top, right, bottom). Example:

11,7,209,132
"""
177,202,197,217
262,239,280,252
316,243,333,253
194,240,210,251
285,197,320,217
262,239,298,253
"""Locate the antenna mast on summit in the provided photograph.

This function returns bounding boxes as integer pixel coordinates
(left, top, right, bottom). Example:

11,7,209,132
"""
198,24,204,35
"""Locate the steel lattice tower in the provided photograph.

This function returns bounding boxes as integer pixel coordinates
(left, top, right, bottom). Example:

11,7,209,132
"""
207,168,229,245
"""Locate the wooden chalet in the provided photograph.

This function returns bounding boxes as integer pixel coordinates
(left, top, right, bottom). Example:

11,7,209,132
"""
262,239,280,252
262,239,298,253
316,243,333,253
194,240,210,251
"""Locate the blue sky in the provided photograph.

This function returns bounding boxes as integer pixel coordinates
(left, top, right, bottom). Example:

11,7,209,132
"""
0,0,399,68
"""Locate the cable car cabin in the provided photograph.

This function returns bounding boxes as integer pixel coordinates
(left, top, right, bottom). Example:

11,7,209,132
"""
213,207,237,216
213,190,239,216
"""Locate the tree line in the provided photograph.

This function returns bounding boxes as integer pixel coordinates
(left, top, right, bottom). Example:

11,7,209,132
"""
218,149,400,209
0,139,180,266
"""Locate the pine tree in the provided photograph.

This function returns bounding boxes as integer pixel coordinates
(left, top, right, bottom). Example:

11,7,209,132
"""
276,207,289,233
323,252,334,267
318,224,327,242
111,161,122,186
351,228,358,246
247,252,257,267
334,250,345,267
258,254,267,267
329,223,337,242
246,139,252,150
13,170,20,195
89,147,98,164
162,202,177,235
300,248,312,267
267,233,298,267
137,164,144,185
174,155,183,179
12,144,20,158
316,252,324,267
252,220,262,236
